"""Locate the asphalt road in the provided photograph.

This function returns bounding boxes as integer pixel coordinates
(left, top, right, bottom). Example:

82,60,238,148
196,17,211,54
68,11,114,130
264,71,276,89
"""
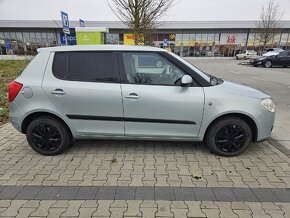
186,58,290,152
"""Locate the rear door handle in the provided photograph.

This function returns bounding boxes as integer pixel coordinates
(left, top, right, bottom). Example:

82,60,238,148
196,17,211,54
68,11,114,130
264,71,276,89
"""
50,89,66,95
125,93,140,99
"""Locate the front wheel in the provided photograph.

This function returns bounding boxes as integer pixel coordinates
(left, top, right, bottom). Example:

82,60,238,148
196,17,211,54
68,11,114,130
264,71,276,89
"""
206,117,252,156
26,116,70,155
264,60,272,68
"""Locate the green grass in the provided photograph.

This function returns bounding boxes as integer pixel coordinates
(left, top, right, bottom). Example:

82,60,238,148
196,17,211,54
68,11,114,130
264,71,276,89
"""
0,60,30,125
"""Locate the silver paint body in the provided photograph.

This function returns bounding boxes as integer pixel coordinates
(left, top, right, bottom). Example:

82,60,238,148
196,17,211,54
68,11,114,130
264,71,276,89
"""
9,45,275,142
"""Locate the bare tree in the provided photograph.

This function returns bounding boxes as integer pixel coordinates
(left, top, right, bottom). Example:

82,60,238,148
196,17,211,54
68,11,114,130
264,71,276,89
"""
256,0,283,50
108,0,175,45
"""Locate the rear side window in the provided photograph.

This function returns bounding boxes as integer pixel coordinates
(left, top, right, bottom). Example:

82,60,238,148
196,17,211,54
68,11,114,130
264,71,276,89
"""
52,51,117,82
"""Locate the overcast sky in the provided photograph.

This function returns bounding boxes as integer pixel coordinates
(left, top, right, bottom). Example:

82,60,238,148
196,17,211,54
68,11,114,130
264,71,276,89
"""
0,0,289,21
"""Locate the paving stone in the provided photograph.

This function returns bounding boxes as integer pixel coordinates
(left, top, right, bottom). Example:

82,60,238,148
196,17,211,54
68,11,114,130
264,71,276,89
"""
174,187,195,201
135,187,154,200
15,186,42,200
272,188,290,202
57,186,80,200
35,187,62,200
212,187,237,202
233,188,258,202
115,186,135,200
193,187,216,201
75,187,98,200
95,187,116,200
252,188,279,202
0,186,23,200
155,187,175,201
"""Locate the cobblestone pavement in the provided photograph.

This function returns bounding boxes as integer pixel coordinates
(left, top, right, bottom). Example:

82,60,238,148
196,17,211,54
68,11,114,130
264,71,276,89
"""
0,200,290,218
1,123,290,217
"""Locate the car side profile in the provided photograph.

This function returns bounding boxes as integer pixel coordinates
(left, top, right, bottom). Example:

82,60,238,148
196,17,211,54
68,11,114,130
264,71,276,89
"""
9,45,275,156
250,50,290,68
236,50,257,60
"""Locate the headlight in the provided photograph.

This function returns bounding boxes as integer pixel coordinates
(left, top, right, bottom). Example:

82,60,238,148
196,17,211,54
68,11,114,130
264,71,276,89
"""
261,98,275,112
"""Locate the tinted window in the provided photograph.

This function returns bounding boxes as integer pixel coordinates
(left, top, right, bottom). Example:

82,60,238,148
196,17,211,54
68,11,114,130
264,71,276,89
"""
53,51,117,82
278,51,288,57
52,52,67,80
122,52,185,86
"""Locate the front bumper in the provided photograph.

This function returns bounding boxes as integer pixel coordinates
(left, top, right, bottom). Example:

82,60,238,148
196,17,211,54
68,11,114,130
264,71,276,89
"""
250,59,264,66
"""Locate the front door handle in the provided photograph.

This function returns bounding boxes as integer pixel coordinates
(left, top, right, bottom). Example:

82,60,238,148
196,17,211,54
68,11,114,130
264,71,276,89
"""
125,93,140,99
50,89,66,95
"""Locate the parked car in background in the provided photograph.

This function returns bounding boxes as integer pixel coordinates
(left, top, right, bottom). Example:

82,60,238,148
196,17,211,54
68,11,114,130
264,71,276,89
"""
9,45,275,157
236,50,257,60
250,50,290,68
263,48,284,54
138,54,164,68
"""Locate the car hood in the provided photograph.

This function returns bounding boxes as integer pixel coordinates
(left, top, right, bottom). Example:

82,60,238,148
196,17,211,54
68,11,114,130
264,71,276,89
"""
263,51,279,56
218,81,269,99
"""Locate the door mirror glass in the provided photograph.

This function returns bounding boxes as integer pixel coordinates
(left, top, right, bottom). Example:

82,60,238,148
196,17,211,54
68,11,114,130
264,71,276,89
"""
181,75,193,87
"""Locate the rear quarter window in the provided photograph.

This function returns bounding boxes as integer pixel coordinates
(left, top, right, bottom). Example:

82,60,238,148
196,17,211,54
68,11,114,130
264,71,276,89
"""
52,51,117,82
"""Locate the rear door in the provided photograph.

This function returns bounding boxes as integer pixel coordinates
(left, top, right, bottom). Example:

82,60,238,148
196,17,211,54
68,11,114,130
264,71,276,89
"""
42,51,124,136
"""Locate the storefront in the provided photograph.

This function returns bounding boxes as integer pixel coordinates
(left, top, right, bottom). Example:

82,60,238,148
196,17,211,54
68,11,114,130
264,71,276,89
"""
0,20,289,56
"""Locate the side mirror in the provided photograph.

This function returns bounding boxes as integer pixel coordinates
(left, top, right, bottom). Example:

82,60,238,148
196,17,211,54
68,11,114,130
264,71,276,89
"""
181,75,193,87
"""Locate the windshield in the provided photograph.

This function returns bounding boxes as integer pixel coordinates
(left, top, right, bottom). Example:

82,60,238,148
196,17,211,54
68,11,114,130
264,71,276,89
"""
169,52,211,83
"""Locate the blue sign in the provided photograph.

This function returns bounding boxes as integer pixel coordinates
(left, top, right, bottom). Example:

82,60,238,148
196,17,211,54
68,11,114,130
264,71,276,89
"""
60,32,76,45
61,11,70,34
79,19,85,27
5,41,11,49
164,38,168,46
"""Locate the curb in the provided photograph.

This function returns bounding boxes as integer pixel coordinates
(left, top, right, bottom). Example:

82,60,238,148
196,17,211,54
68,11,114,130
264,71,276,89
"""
268,138,290,158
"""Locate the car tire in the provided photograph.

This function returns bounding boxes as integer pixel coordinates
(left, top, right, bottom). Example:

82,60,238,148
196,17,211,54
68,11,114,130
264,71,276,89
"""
206,116,252,156
26,116,70,156
264,61,272,68
236,56,239,60
155,60,163,68
254,64,258,67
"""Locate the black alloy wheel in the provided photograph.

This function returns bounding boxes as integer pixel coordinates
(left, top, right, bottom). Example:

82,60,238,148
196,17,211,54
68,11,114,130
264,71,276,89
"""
26,116,70,155
215,124,246,153
206,116,252,156
31,123,62,152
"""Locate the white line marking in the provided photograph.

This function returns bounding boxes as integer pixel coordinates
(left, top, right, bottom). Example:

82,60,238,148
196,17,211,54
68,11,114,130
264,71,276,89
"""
229,71,241,75
252,76,268,81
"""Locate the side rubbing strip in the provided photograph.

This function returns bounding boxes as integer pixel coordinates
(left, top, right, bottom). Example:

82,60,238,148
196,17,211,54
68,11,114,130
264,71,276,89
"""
67,115,196,125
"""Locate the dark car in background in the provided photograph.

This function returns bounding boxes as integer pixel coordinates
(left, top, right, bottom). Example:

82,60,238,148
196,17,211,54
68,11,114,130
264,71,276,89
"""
250,50,290,68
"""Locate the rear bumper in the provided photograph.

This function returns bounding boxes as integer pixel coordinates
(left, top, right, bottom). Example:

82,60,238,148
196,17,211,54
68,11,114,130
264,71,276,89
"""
9,102,24,133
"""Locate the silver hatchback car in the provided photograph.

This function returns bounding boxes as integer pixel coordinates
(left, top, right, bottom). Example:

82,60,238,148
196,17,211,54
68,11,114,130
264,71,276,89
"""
9,45,275,156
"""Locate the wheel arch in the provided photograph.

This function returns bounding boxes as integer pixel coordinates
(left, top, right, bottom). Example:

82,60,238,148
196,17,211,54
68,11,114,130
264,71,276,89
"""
21,112,74,140
204,113,258,142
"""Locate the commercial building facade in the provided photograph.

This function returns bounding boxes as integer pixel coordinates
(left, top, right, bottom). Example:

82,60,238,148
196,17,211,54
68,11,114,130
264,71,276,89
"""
0,20,290,56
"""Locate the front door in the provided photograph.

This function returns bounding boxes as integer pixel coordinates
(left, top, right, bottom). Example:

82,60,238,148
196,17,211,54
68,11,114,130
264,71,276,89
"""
42,51,124,136
120,52,204,139
277,51,290,66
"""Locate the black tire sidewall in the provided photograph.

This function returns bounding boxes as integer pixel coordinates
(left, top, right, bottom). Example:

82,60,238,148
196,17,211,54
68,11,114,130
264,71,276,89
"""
26,117,70,155
206,117,252,156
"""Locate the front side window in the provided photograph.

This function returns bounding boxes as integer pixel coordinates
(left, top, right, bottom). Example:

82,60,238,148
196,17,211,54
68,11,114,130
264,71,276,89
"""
53,51,117,82
122,52,185,85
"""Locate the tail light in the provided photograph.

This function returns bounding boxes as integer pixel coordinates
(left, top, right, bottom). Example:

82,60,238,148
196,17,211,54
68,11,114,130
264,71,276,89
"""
8,81,23,102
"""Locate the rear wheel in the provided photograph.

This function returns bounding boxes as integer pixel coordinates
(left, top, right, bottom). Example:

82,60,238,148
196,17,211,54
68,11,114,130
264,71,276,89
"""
206,117,252,156
264,60,272,68
26,116,70,155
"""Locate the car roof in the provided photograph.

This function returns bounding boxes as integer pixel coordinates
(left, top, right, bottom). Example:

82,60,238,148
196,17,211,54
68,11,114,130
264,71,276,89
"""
37,45,166,53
